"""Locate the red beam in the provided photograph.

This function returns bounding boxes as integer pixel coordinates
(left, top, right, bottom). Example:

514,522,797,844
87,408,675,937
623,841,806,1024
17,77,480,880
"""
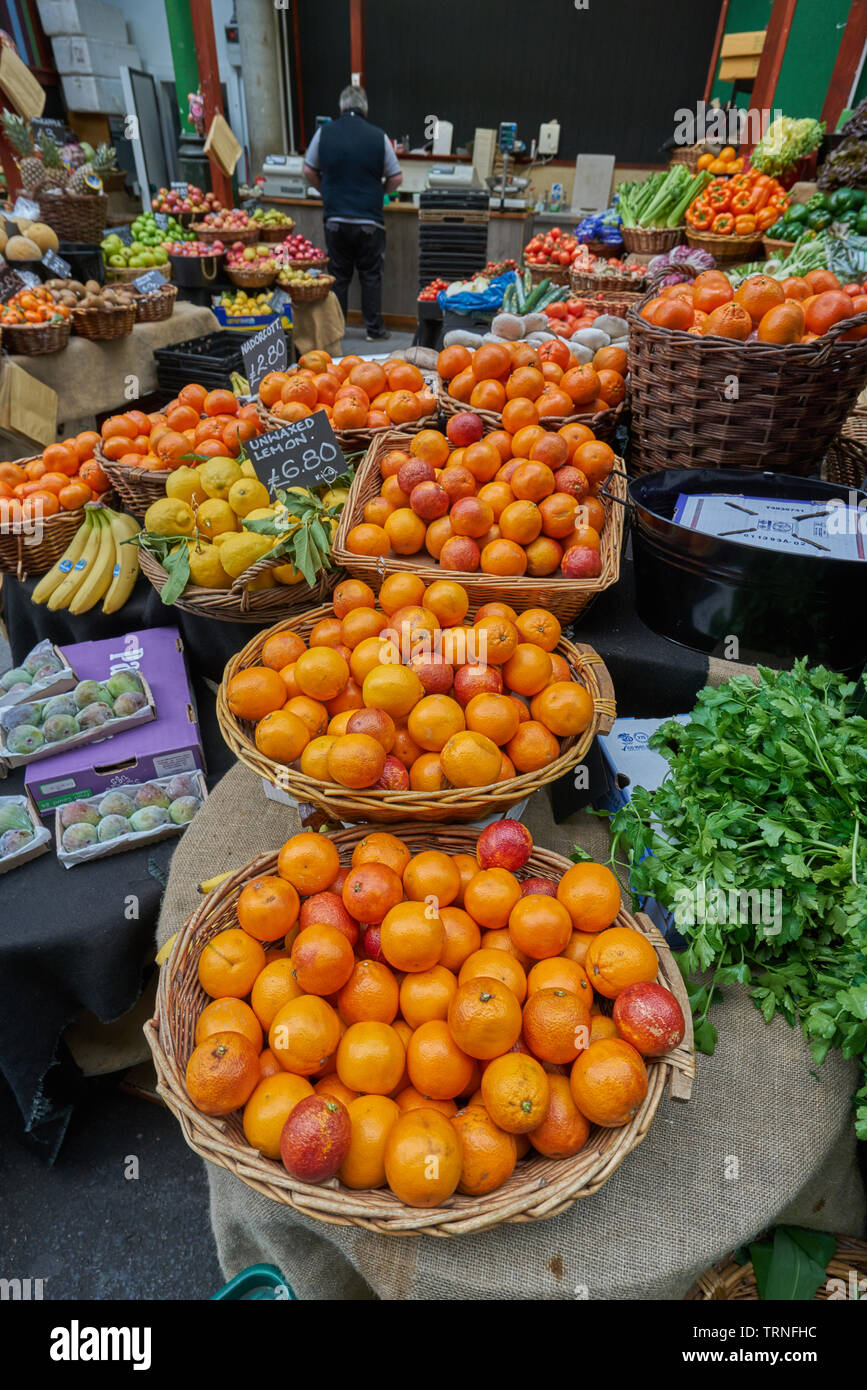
188,0,234,207
749,0,799,132
291,0,306,149
822,0,867,131
704,0,732,103
350,0,366,87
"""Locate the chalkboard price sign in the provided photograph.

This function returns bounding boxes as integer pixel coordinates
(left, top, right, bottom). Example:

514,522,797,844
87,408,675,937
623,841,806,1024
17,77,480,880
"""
170,181,189,199
154,212,169,230
43,248,72,279
246,412,346,495
132,269,168,295
241,316,288,392
0,262,24,303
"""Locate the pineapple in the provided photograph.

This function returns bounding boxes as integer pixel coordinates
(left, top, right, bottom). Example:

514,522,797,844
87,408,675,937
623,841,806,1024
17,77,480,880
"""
36,132,68,191
69,143,116,195
1,113,44,192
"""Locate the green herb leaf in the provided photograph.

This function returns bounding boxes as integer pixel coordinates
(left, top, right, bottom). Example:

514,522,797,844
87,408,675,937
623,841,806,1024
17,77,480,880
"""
159,542,191,606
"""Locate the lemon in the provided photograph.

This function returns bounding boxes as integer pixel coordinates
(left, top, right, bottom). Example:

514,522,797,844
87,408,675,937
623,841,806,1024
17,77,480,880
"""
196,497,239,540
166,466,207,508
245,506,278,522
187,540,231,589
212,532,232,548
239,459,258,479
198,456,243,500
247,570,276,591
144,497,195,537
323,487,348,509
228,477,270,517
218,531,273,579
272,560,305,585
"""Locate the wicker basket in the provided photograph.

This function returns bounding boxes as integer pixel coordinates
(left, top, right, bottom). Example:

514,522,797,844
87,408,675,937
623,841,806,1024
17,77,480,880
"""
685,228,763,261
256,221,295,243
104,262,173,284
0,466,116,578
192,221,258,245
685,1236,867,1301
284,275,335,304
822,433,867,489
621,226,683,254
95,443,172,520
762,236,796,259
139,545,343,624
669,145,704,172
627,291,867,476
226,266,277,289
584,288,644,320
37,190,108,245
332,431,626,624
145,830,693,1234
2,319,70,355
70,301,136,341
218,605,616,823
132,283,178,324
436,379,625,448
283,257,328,272
523,259,571,286
570,266,646,297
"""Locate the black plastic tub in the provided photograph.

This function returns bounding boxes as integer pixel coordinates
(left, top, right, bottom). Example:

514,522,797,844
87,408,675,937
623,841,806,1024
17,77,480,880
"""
58,241,104,284
626,467,867,671
169,251,223,289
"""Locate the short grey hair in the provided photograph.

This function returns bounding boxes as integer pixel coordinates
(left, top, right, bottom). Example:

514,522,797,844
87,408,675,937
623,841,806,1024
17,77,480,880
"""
339,85,368,116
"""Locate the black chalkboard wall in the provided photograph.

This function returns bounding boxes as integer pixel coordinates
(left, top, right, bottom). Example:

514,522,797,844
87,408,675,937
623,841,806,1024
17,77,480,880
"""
294,0,721,165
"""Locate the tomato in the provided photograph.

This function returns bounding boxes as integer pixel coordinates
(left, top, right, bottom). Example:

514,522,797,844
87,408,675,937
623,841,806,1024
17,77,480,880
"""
839,294,867,340
547,302,567,319
804,290,854,337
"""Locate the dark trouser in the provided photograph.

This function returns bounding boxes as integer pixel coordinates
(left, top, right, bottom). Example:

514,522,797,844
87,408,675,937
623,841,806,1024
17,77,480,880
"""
324,222,386,334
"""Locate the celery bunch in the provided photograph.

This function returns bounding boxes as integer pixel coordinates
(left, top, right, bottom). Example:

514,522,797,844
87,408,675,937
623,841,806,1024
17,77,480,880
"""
617,168,712,229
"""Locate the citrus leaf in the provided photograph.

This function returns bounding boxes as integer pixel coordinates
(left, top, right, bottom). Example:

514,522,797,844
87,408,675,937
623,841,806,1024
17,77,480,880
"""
159,542,190,606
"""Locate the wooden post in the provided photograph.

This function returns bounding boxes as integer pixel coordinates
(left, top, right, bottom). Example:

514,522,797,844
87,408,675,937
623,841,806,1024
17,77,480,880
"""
749,0,799,133
704,0,731,103
0,118,22,199
822,0,867,132
350,0,366,88
188,0,234,207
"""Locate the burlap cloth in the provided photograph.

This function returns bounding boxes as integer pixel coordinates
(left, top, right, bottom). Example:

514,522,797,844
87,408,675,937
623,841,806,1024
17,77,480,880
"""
292,294,345,358
156,761,865,1299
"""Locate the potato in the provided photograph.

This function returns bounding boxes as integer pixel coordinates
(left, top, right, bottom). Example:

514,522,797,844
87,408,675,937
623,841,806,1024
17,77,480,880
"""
571,327,610,351
592,314,628,338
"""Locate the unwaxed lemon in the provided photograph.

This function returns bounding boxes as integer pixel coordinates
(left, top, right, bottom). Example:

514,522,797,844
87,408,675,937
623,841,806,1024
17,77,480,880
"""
272,560,304,585
187,540,231,589
218,530,273,579
240,459,258,479
322,487,348,509
144,497,195,537
228,477,270,517
166,466,207,508
196,497,239,541
245,506,278,523
198,456,243,500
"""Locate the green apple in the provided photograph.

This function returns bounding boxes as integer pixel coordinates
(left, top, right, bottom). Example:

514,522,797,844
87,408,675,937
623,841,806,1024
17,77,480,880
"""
109,254,126,266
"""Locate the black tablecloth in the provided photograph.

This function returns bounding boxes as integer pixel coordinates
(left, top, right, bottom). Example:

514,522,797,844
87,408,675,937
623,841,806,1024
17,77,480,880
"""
0,557,709,1155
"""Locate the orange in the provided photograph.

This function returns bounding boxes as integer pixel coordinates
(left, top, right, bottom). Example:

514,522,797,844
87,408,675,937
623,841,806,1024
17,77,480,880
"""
464,692,521,746
258,1048,283,1078
340,607,387,649
734,273,786,325
522,987,590,1064
238,875,300,943
561,930,598,967
277,832,340,895
501,397,539,434
336,1021,406,1095
556,861,622,932
268,995,341,1075
379,571,426,613
293,646,349,701
530,681,593,737
282,695,329,736
508,894,573,960
502,644,553,697
250,959,304,1029
395,1087,458,1118
450,856,480,909
590,1015,619,1043
452,1105,517,1195
410,428,450,467
186,1031,260,1116
506,721,559,773
438,905,482,972
703,301,752,340
327,733,387,788
339,1094,400,1189
406,1020,474,1099
254,709,310,764
226,666,287,721
481,1052,550,1133
480,926,531,971
380,899,444,973
498,499,541,545
342,861,403,923
464,869,522,931
337,960,400,1024
570,1037,648,1126
350,636,393,685
291,923,355,995
514,608,561,651
314,1074,358,1107
407,694,465,753
527,957,593,1002
440,730,502,787
384,1108,463,1207
448,976,522,1059
261,630,306,670
422,578,469,627
385,507,427,555
346,523,390,557
583,926,658,999
528,1073,591,1157
437,344,472,380
409,751,449,792
195,997,262,1051
362,663,424,719
300,735,336,780
402,849,461,907
399,966,458,1028
243,1072,314,1158
198,928,266,999
459,947,527,1003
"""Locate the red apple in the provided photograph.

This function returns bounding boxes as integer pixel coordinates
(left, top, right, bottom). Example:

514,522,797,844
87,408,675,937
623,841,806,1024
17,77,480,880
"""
446,411,484,447
477,818,533,871
561,545,602,578
453,663,502,706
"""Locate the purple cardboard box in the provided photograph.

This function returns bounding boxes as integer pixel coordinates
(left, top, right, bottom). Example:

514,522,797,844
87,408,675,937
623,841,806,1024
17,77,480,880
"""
25,627,205,816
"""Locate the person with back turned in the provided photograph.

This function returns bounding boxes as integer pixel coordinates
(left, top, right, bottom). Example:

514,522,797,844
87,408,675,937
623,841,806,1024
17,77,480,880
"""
303,85,402,341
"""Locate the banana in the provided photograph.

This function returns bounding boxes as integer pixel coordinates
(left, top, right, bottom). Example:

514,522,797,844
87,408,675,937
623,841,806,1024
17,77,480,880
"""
32,514,91,605
101,508,141,615
48,508,100,611
68,509,116,615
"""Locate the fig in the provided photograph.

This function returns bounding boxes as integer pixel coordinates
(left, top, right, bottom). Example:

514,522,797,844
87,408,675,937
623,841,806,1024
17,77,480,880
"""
62,823,99,852
97,791,135,819
130,806,169,832
97,814,130,843
59,800,99,828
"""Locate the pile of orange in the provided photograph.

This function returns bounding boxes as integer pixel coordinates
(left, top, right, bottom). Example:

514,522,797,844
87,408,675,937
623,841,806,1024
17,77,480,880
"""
184,821,679,1206
98,383,263,472
258,350,436,431
640,267,867,344
0,434,112,527
345,420,612,580
224,575,596,790
437,339,626,423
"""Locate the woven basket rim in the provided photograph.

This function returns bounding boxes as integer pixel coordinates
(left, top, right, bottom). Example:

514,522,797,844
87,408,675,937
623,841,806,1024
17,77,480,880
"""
685,1236,867,1300
146,829,694,1234
139,542,342,620
95,441,172,487
629,287,867,356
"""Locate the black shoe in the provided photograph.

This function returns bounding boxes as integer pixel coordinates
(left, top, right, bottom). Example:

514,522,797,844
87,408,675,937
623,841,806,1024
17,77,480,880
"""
366,328,391,341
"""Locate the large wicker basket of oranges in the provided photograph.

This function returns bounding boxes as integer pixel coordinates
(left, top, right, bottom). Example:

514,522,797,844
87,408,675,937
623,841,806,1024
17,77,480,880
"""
145,821,694,1235
216,577,616,825
332,430,625,625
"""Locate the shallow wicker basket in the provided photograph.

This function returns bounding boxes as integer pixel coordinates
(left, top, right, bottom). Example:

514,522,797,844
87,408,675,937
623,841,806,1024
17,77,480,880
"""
822,433,867,489
333,431,626,624
139,545,343,623
669,145,703,173
132,283,178,324
685,228,763,261
70,301,136,340
685,1236,867,1301
0,465,116,577
282,256,328,272
95,443,171,520
145,828,693,1235
523,259,571,286
621,226,683,254
627,291,867,476
284,275,335,304
218,605,616,823
226,266,277,289
104,262,173,284
3,319,70,355
761,235,796,259
192,221,258,245
256,221,295,243
38,190,108,244
583,288,644,320
570,266,646,297
436,379,625,448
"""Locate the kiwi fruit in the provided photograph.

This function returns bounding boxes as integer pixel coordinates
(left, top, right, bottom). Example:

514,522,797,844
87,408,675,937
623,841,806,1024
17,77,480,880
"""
84,280,101,294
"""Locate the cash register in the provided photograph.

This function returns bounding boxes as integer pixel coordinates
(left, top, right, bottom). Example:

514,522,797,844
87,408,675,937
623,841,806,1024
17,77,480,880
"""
259,154,320,200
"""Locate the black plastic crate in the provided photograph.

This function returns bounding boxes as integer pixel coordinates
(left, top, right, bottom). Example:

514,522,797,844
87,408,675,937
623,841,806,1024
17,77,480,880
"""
153,330,246,376
419,188,489,211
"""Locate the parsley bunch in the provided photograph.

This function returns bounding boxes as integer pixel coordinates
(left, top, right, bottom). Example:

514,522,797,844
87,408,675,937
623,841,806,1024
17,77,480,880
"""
604,661,867,1137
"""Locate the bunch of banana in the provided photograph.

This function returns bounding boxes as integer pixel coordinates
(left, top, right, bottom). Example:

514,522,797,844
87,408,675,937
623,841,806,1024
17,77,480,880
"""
32,503,141,615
